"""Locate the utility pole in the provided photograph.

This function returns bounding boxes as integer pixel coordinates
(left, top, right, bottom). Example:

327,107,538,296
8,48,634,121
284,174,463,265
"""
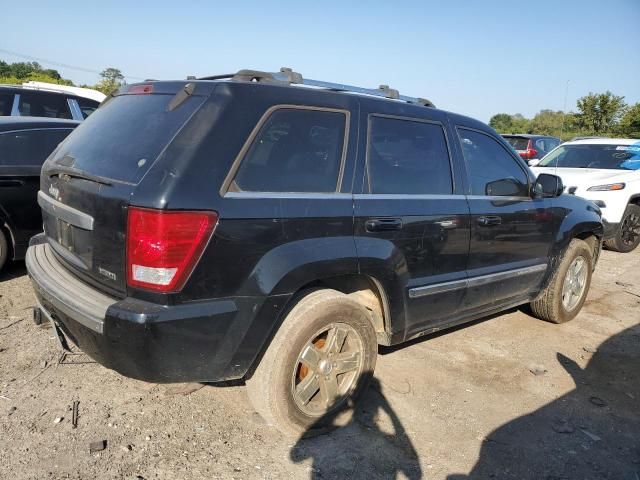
560,80,570,138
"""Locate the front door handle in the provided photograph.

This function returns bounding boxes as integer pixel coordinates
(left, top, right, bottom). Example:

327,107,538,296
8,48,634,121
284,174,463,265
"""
365,218,403,232
477,215,502,226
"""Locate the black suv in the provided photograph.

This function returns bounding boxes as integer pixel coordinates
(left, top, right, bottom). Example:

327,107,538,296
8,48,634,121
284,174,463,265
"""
0,117,79,270
26,69,602,436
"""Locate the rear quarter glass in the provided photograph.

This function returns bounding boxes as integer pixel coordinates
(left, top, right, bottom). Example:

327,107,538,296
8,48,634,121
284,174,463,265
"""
46,93,207,184
504,137,530,150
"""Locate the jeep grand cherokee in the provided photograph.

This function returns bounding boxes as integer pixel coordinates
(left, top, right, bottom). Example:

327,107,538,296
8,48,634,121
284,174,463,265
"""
26,68,603,436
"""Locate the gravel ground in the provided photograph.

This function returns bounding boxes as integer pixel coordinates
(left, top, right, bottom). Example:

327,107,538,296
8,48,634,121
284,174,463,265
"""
0,249,638,480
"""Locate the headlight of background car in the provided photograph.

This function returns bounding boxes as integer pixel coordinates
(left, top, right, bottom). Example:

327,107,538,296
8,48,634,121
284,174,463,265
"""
587,183,626,191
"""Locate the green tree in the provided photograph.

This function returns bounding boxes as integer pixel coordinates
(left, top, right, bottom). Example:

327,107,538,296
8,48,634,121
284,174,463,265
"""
0,59,73,86
530,110,565,137
576,91,626,134
95,67,125,95
489,113,513,132
617,103,640,138
510,113,531,133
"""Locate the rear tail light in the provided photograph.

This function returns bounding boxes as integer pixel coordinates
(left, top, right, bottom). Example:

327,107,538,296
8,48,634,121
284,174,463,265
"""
519,140,538,159
126,207,218,292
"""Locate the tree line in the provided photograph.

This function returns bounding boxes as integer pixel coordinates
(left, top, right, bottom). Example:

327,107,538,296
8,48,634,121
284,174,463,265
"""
490,91,640,140
0,60,125,95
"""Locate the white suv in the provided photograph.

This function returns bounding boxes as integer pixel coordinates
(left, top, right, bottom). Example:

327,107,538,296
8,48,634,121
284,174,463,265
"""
530,138,640,253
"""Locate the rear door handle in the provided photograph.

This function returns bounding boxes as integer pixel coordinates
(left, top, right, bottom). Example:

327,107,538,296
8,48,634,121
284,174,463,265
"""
365,218,403,232
477,216,502,226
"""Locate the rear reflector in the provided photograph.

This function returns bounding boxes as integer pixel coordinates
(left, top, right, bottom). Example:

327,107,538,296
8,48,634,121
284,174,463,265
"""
127,84,154,95
126,207,218,292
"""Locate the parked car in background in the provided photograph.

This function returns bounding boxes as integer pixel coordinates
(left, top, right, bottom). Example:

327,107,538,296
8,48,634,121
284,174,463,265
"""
27,68,602,436
0,117,80,270
502,134,561,161
0,84,103,121
531,138,640,252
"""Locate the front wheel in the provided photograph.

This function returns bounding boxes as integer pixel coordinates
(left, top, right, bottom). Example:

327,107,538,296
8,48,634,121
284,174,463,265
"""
530,238,593,324
604,204,640,253
246,289,377,437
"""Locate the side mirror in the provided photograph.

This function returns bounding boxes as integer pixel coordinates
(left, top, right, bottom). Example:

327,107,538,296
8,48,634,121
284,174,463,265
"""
528,159,541,167
485,178,523,197
534,173,564,198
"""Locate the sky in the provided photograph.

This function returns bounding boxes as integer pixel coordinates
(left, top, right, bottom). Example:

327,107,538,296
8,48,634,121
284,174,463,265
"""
2,0,639,122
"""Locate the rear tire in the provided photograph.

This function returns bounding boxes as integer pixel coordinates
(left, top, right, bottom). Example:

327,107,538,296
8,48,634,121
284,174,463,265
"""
0,230,8,272
246,289,377,437
530,238,593,324
604,204,640,253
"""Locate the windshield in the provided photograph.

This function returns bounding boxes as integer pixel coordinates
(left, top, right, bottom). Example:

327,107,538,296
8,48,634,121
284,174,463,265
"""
537,144,640,170
503,136,530,150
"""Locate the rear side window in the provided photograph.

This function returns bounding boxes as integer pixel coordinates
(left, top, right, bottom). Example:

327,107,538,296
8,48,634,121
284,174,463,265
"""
0,93,13,116
366,116,452,194
459,128,529,197
49,93,205,184
18,92,72,119
0,129,74,166
232,108,347,193
76,97,100,119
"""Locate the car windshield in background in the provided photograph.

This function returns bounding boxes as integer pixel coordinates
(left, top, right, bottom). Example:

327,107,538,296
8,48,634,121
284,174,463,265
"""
503,137,530,150
48,93,205,184
537,144,640,170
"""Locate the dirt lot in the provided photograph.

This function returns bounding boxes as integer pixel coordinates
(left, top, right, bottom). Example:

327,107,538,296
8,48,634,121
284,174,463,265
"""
1,249,638,480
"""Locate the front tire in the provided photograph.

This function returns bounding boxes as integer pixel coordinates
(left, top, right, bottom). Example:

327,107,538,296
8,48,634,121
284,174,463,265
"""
530,238,593,324
246,289,377,437
604,204,640,253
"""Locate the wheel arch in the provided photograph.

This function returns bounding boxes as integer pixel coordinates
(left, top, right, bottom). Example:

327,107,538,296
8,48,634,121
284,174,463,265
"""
242,273,393,381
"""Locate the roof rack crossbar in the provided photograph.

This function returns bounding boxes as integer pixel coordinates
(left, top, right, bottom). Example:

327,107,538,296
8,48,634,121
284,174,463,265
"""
199,67,435,108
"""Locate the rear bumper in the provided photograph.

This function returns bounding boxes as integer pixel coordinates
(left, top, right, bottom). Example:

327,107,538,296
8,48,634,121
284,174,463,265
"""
26,236,289,383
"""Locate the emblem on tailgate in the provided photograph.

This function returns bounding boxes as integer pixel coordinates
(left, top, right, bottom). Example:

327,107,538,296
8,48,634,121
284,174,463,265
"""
98,267,117,281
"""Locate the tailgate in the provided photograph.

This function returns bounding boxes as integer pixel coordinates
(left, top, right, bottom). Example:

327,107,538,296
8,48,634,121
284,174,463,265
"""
38,82,210,295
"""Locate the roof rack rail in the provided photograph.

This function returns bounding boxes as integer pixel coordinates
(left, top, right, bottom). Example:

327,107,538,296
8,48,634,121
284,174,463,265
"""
197,67,435,108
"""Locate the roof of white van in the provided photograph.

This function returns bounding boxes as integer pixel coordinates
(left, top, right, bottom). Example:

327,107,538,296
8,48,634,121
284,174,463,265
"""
21,81,106,103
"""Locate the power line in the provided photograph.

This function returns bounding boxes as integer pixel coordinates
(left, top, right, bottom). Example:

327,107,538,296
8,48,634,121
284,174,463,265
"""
0,48,147,81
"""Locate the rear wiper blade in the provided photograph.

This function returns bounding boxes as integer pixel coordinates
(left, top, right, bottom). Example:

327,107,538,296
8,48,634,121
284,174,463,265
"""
48,167,113,186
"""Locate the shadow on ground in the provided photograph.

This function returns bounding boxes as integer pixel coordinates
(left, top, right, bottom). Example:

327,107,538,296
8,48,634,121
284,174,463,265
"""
290,377,422,479
448,324,640,480
0,260,26,282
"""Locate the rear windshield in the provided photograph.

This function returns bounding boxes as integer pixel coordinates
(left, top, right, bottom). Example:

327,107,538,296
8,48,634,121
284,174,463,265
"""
537,144,640,170
48,93,205,184
503,136,530,150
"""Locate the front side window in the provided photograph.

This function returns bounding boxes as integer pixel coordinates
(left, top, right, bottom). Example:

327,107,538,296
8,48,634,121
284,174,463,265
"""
366,116,452,194
233,108,347,193
0,129,74,166
458,128,529,197
18,92,72,119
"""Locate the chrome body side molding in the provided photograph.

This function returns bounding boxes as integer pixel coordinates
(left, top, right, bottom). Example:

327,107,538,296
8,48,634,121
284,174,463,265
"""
409,264,548,299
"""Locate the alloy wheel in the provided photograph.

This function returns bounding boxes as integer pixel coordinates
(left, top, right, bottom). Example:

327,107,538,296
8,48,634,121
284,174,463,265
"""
562,255,588,311
291,322,364,416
